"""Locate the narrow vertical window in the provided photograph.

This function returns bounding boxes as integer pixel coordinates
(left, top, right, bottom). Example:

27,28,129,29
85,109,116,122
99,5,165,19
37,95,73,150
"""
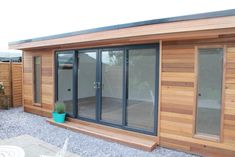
34,56,41,104
196,48,223,137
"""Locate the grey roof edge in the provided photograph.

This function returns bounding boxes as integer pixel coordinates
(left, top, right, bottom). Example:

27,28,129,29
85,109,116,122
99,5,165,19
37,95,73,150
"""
9,8,235,46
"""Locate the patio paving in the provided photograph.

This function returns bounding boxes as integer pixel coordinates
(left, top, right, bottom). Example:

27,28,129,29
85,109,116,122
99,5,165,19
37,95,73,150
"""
0,107,198,157
0,135,79,157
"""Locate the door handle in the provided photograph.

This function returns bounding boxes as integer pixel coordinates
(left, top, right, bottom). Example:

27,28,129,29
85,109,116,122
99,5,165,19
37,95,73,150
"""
93,82,101,89
93,82,97,89
198,93,201,96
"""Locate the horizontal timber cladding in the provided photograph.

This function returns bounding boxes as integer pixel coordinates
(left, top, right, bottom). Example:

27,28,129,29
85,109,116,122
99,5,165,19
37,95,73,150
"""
224,47,235,145
160,39,235,157
8,14,235,49
23,49,54,116
21,36,235,156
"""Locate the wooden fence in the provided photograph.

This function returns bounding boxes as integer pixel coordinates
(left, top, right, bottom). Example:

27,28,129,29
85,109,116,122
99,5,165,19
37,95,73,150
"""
0,62,22,108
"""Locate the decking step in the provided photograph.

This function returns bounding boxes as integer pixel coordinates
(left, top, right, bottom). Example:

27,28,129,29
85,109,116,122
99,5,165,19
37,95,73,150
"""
46,118,158,151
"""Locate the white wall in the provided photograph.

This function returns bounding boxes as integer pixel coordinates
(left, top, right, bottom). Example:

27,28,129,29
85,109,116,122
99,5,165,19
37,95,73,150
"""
128,53,155,102
102,65,123,99
77,62,96,99
102,49,156,102
58,50,156,103
77,53,96,99
58,69,73,101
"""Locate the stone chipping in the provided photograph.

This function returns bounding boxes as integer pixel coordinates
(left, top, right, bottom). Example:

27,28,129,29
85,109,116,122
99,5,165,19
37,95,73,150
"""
0,108,199,157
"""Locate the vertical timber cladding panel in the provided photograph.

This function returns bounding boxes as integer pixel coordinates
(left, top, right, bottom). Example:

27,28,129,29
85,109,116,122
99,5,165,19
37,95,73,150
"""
160,42,195,151
12,63,23,107
41,51,54,110
23,52,33,106
23,50,54,115
224,47,235,145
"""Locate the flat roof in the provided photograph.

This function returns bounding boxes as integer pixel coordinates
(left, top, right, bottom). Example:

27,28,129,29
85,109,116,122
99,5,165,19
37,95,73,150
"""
9,8,235,46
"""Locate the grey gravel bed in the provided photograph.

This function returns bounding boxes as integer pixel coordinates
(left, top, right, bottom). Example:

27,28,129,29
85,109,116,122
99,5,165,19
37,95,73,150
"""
0,108,198,157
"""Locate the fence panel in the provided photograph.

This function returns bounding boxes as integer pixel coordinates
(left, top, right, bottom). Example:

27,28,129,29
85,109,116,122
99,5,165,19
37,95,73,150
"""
12,63,22,107
0,62,22,108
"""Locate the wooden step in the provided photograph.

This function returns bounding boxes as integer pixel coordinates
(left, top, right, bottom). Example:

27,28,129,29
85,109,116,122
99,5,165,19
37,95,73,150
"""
46,118,158,151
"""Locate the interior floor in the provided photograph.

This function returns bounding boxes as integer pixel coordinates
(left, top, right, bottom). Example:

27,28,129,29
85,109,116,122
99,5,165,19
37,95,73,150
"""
64,98,221,135
196,107,220,136
77,96,154,131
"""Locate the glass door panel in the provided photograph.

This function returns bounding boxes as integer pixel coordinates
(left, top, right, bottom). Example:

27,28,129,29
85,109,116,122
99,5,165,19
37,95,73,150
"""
57,52,74,116
127,48,156,132
77,51,97,120
196,48,223,136
101,50,123,124
56,44,159,135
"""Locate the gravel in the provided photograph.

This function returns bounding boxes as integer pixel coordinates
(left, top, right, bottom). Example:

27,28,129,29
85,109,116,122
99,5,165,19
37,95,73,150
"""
0,108,198,157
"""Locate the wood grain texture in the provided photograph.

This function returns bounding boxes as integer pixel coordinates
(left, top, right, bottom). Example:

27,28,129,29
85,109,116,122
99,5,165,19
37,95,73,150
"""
160,39,235,157
21,36,235,156
0,62,23,107
11,63,22,107
224,47,235,145
23,49,54,115
47,118,159,151
9,15,235,50
0,63,12,97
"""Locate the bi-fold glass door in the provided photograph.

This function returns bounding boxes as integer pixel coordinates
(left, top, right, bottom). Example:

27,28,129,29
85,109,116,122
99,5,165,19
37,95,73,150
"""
77,50,98,120
100,49,124,125
56,51,75,117
76,48,125,125
126,47,157,132
56,44,159,135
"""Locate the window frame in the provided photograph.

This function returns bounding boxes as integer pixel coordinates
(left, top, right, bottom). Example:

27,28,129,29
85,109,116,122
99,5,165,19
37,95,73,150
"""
32,56,42,106
125,46,158,133
193,45,226,142
55,51,76,118
54,43,160,136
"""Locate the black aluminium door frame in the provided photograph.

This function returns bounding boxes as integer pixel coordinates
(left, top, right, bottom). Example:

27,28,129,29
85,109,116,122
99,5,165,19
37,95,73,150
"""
55,43,160,135
99,47,125,125
124,44,159,135
55,50,77,118
76,49,99,123
97,44,159,135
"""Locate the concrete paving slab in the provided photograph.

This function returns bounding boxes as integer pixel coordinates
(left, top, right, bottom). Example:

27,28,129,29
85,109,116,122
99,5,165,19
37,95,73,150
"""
0,135,80,157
